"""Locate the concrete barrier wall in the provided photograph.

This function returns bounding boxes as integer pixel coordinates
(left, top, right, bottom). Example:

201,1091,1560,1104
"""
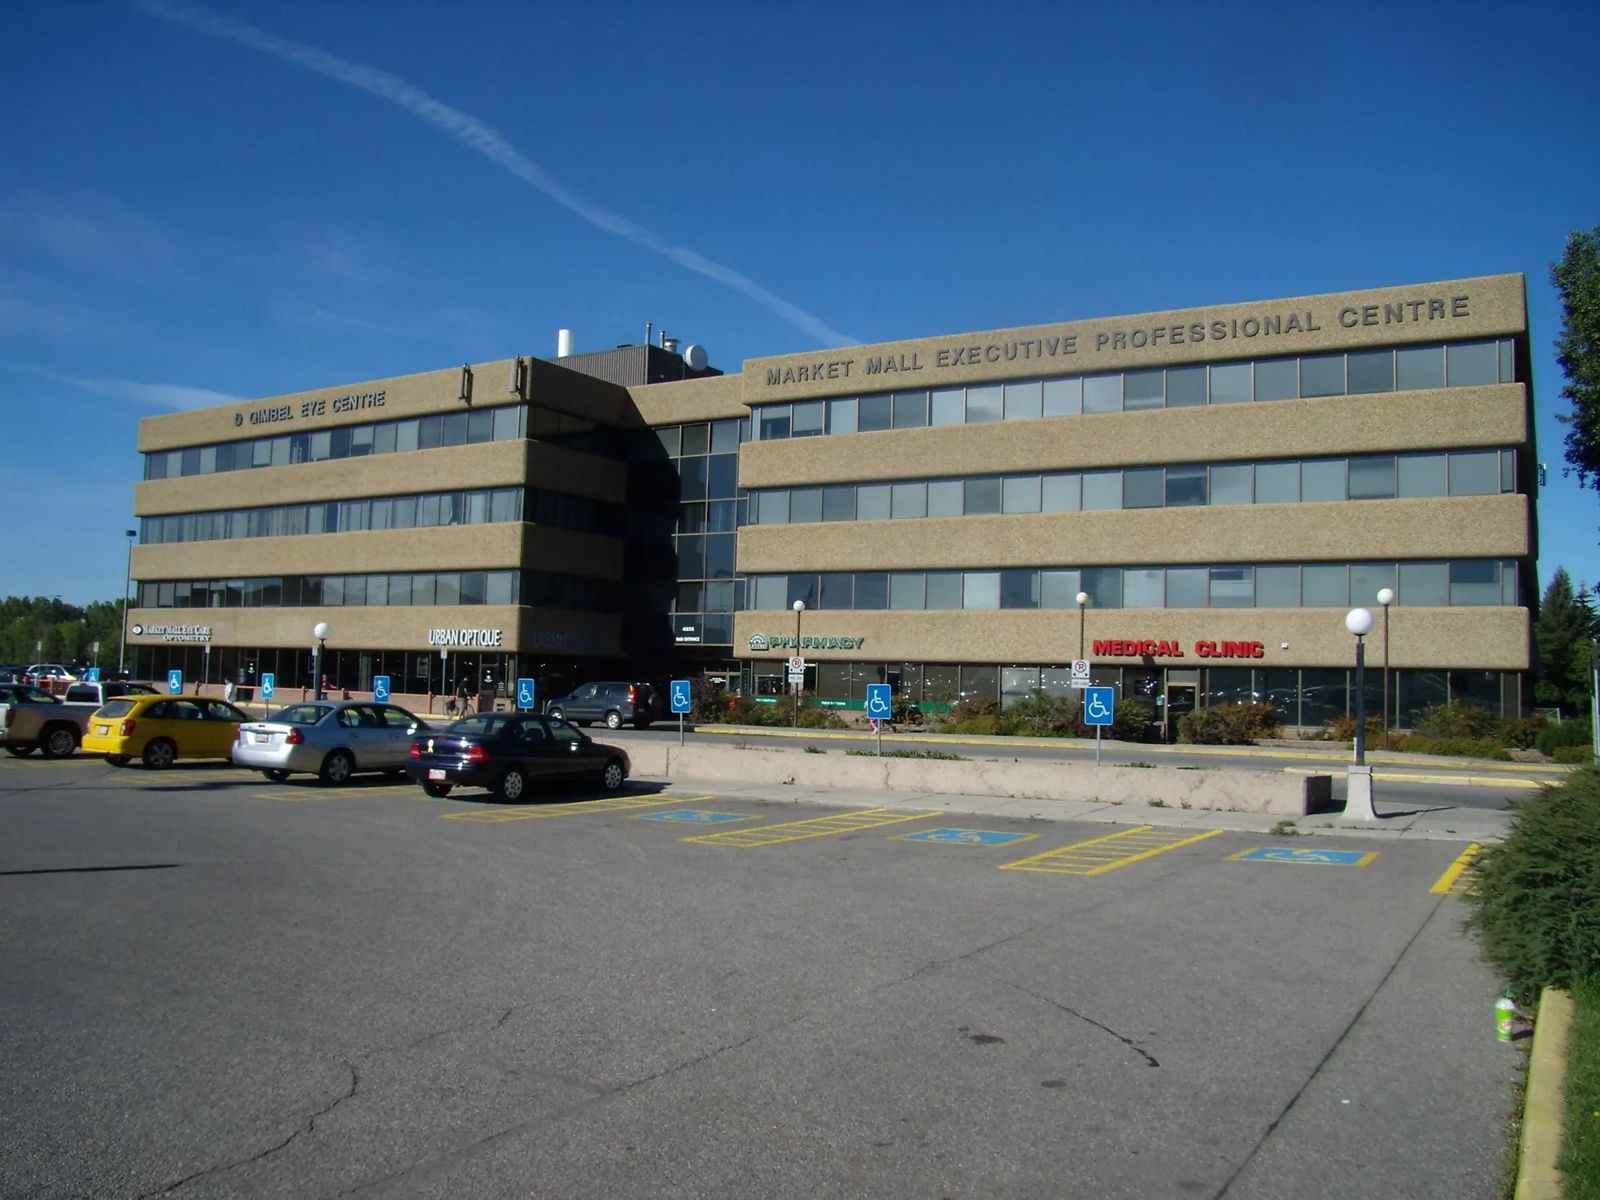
626,741,1331,817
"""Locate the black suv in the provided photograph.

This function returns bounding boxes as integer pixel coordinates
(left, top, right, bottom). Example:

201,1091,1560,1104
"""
544,682,658,729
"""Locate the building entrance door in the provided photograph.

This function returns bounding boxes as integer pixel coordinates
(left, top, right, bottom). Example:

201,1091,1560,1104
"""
1164,684,1197,741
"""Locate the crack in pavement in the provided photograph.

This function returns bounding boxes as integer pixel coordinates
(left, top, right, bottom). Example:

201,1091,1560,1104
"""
1002,980,1161,1068
135,1062,359,1198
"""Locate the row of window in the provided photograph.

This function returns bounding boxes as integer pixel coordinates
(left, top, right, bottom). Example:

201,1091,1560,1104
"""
141,487,528,545
136,569,618,612
751,339,1518,440
144,404,529,481
750,559,1520,612
749,448,1518,524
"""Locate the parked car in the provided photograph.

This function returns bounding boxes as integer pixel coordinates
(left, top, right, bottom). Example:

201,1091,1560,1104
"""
406,712,630,800
23,664,78,688
81,694,249,768
0,686,100,757
543,681,659,729
232,700,430,784
0,664,23,682
62,681,160,706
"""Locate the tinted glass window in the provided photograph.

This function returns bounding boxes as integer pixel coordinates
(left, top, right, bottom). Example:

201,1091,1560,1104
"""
999,569,1037,609
858,394,892,431
1448,450,1500,495
927,480,962,517
822,486,854,522
1396,345,1444,391
1082,470,1121,510
1123,468,1165,509
1254,461,1299,503
1255,565,1300,607
1398,453,1447,497
1083,374,1121,413
855,573,888,609
1210,464,1252,505
1165,366,1206,407
828,397,858,434
1041,377,1082,417
1166,466,1206,507
1400,562,1448,605
1348,456,1396,500
964,477,1001,515
892,391,928,428
789,488,822,523
1301,459,1346,501
1123,568,1164,608
1166,567,1208,608
791,401,825,438
926,571,963,609
963,572,1000,609
1300,354,1345,397
1302,564,1349,606
1346,350,1394,394
1210,363,1252,404
1123,370,1164,411
1210,567,1252,607
856,484,891,521
1041,473,1081,512
1002,381,1042,421
1450,560,1500,605
1002,475,1041,513
889,573,925,610
1446,341,1499,386
966,386,1002,423
890,482,926,518
929,389,963,425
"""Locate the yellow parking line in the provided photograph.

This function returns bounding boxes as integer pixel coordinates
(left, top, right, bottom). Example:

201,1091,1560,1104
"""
684,807,941,847
1429,842,1485,895
999,825,1225,877
438,795,686,823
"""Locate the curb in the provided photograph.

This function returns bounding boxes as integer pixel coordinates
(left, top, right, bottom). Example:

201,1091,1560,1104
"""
1516,986,1572,1200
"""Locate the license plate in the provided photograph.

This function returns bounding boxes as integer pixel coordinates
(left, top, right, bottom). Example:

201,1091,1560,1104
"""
427,769,446,781
96,725,109,735
252,733,269,743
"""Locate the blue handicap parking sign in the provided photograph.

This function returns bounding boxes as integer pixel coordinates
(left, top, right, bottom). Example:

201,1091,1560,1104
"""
865,684,893,721
899,828,1035,847
82,667,100,682
166,669,183,694
1083,686,1115,727
516,677,537,710
261,672,275,700
1233,847,1377,867
373,675,391,702
670,679,692,714
639,809,749,825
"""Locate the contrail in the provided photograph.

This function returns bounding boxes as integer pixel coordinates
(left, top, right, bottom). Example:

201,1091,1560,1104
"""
133,0,858,349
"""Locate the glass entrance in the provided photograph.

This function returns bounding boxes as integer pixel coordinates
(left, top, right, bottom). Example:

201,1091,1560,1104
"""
1164,684,1197,741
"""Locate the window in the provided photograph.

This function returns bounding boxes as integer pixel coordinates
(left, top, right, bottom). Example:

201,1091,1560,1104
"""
1446,341,1499,386
1041,473,1081,512
1003,381,1042,421
1302,564,1348,607
1254,565,1300,607
1210,567,1252,607
890,481,926,518
819,572,853,609
1083,374,1121,413
758,405,791,440
1166,466,1206,507
1123,568,1164,608
1041,377,1081,417
828,397,858,434
1301,459,1346,501
925,571,962,609
1082,470,1121,510
929,389,963,425
1254,461,1298,504
1347,456,1396,500
856,484,891,521
1123,468,1165,509
1350,563,1396,606
1253,359,1298,401
963,477,1001,515
1210,362,1252,404
858,394,892,432
1300,353,1345,397
928,480,962,517
1166,567,1208,608
1448,450,1500,495
1166,366,1206,407
1398,453,1447,497
1450,560,1500,605
1396,345,1444,391
889,573,925,610
1210,464,1252,505
789,488,822,523
822,485,855,522
966,385,1002,423
1002,475,1042,513
1123,369,1164,411
1346,349,1394,394
756,491,789,525
792,401,825,438
892,391,928,428
999,569,1037,609
1039,569,1081,608
855,573,888,609
963,571,1000,609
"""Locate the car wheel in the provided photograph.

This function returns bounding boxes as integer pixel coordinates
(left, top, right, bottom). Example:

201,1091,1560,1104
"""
599,759,626,791
497,766,527,802
547,707,565,723
423,781,453,798
263,769,291,782
319,750,355,785
604,710,623,730
39,724,79,758
142,739,177,769
5,745,36,757
106,755,130,767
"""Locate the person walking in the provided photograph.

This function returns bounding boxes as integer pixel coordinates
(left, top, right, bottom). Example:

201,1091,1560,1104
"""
455,676,472,717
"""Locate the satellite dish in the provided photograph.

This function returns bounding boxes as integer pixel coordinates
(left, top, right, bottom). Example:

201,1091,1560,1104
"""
682,343,708,371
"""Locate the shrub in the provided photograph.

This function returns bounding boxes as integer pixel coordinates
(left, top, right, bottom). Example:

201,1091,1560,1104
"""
1493,715,1547,750
1537,718,1593,757
1324,715,1386,743
938,695,999,734
994,690,1079,738
1105,699,1158,743
1464,766,1600,995
1415,701,1494,740
1178,702,1281,745
1555,745,1594,765
1388,733,1513,760
795,704,847,730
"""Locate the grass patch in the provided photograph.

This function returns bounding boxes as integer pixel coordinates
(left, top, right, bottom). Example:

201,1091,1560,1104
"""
1563,975,1600,1198
845,748,965,760
802,745,825,754
1270,819,1300,837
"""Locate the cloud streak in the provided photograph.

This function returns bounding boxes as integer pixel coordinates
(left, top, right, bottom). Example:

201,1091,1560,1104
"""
134,0,858,349
7,362,242,410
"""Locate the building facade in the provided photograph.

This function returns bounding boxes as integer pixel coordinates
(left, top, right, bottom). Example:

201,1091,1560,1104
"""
129,273,1534,731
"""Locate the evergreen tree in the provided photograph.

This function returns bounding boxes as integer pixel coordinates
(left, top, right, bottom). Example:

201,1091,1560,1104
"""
1534,567,1598,715
1553,225,1600,488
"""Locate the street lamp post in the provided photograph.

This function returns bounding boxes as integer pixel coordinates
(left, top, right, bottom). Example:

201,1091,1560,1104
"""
1075,591,1090,660
313,622,331,701
1376,588,1395,751
118,529,137,671
1345,608,1375,765
791,599,805,729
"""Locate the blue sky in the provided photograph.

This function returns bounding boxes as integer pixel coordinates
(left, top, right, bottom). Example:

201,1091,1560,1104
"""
4,0,1598,606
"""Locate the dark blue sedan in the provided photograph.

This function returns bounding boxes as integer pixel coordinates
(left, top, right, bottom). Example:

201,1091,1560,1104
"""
407,712,631,801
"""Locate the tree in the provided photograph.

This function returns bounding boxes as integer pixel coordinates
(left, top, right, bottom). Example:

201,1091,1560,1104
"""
1553,225,1600,488
1533,567,1598,715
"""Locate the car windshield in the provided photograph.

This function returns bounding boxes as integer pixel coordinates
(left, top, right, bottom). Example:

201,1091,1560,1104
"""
98,699,136,717
268,704,333,725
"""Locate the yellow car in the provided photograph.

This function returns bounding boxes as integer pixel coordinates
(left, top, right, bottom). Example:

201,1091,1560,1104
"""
82,693,249,768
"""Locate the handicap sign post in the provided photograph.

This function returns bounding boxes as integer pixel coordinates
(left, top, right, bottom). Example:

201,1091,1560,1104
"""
671,679,692,746
1083,685,1115,765
261,672,275,702
166,668,183,695
516,677,536,711
82,667,101,683
866,683,893,755
373,675,391,703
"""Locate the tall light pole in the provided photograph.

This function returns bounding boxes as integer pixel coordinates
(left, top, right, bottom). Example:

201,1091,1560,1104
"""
118,528,137,671
791,599,805,728
1376,587,1395,751
313,622,331,701
1075,591,1090,660
1345,608,1374,765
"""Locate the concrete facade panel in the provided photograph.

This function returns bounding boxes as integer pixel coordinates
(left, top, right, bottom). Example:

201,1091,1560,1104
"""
735,495,1528,572
627,373,747,425
733,606,1529,671
739,386,1526,487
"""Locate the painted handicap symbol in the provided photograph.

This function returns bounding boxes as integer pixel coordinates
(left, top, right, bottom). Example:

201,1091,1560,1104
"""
1087,697,1111,719
865,684,893,719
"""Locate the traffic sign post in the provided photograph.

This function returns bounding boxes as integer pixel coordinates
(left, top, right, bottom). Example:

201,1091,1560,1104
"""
516,677,536,711
1083,685,1114,765
670,679,692,746
373,675,391,703
261,672,276,702
865,684,893,755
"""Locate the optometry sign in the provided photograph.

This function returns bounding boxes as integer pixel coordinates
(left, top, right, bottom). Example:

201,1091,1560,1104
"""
427,627,504,648
130,623,213,643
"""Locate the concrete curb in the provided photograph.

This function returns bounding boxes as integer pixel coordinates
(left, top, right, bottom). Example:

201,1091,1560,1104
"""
1516,986,1573,1200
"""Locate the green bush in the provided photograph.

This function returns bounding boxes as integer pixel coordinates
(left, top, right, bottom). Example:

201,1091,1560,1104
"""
1178,703,1281,745
1324,715,1386,743
1389,733,1513,760
1555,745,1594,765
994,690,1079,738
1105,699,1158,743
941,714,999,735
1537,718,1593,757
1494,715,1547,750
1465,767,1600,995
1414,701,1494,740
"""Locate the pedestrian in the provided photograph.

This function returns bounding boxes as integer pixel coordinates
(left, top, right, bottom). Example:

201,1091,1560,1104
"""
455,676,472,717
224,678,236,704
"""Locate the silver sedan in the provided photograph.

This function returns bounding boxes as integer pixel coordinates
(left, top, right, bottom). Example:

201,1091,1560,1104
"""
232,701,431,784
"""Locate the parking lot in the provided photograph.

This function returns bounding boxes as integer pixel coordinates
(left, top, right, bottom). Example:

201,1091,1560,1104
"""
2,754,1516,1199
